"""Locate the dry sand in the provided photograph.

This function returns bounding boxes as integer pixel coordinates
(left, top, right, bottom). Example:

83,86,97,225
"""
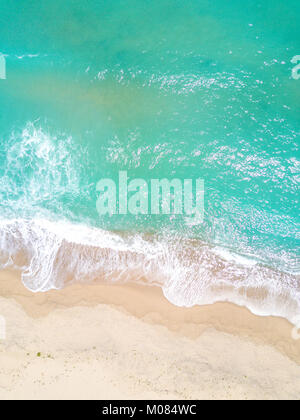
0,269,299,400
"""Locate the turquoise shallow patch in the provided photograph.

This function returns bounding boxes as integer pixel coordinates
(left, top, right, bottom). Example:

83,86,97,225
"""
0,1,299,291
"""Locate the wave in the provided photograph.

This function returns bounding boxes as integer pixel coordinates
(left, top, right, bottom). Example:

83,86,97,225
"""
0,124,298,325
0,217,299,325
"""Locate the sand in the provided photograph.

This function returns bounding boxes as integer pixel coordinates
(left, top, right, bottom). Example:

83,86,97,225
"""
0,269,299,400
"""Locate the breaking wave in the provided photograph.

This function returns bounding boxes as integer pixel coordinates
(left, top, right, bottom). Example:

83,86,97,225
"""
0,217,299,325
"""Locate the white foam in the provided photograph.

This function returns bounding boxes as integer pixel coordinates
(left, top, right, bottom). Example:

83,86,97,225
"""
0,217,299,325
212,246,257,267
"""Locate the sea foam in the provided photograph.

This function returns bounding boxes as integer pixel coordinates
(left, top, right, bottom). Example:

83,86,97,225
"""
0,217,299,325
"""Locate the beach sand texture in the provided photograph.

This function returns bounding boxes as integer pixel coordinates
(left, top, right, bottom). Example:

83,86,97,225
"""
0,269,299,400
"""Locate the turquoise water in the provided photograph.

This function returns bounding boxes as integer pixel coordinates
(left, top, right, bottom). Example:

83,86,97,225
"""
0,1,299,320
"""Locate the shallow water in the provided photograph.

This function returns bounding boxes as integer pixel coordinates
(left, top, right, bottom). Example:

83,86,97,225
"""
0,1,299,322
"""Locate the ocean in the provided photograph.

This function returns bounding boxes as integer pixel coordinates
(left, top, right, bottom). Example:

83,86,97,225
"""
0,0,299,322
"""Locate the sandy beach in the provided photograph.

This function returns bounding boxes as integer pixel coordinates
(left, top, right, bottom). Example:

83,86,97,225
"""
0,269,299,400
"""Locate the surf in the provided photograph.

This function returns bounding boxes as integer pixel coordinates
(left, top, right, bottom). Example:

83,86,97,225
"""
0,217,299,326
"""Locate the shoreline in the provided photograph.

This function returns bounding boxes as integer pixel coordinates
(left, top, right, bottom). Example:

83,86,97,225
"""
0,269,300,399
0,269,299,362
1,218,298,325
